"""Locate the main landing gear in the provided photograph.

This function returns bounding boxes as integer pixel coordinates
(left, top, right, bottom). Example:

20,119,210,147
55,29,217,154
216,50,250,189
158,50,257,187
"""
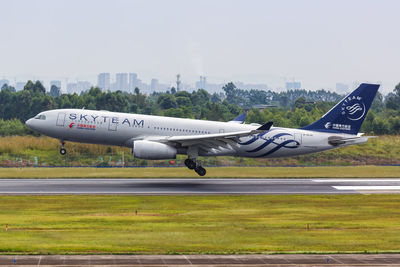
185,146,206,176
184,158,206,176
60,141,67,155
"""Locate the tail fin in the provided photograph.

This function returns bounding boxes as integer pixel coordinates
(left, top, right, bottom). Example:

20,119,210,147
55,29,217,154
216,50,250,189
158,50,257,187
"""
301,83,379,135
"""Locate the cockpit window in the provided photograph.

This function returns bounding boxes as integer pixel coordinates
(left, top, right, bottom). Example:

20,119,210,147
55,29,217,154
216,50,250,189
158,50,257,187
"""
34,114,46,120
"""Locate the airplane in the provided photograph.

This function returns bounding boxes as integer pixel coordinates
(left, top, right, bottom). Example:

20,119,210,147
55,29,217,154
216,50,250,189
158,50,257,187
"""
26,83,379,176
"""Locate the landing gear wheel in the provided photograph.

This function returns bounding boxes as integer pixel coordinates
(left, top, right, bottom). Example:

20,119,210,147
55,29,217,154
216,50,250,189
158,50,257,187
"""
195,166,206,176
60,148,67,155
184,159,196,170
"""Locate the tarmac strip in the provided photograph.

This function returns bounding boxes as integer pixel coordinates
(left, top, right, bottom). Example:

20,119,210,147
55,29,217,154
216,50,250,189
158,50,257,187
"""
1,254,400,266
0,178,400,195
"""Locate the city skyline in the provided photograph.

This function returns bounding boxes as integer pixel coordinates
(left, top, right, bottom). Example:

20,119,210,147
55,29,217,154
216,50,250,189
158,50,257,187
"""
1,73,274,93
1,72,362,95
1,0,399,94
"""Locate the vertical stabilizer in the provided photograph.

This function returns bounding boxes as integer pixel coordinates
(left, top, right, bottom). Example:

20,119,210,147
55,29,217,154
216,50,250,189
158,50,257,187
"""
301,83,379,135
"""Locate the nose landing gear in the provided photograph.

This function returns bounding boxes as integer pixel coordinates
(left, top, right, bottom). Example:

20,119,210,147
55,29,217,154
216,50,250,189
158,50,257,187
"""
60,141,67,155
184,158,206,176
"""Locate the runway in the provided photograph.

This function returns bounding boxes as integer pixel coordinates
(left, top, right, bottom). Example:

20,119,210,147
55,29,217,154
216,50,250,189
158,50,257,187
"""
0,178,400,194
2,254,400,266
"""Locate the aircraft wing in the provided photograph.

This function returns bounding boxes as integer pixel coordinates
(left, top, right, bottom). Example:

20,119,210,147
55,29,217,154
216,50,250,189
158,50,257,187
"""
146,122,273,150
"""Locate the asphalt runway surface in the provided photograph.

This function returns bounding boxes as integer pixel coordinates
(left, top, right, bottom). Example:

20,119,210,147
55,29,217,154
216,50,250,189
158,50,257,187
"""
0,178,400,194
2,254,400,266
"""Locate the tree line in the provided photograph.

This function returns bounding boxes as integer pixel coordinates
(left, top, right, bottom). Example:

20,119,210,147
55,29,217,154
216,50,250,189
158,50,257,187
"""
0,80,399,136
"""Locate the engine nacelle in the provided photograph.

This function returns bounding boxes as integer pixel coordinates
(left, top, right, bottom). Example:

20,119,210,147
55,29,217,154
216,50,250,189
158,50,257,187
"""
133,140,177,160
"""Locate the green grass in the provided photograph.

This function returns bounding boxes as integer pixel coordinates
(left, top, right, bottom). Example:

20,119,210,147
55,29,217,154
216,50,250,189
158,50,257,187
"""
0,195,400,254
0,166,398,178
0,135,399,167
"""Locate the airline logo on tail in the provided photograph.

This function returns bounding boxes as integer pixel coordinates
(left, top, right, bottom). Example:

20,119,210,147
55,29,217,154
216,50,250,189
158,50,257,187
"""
324,122,351,131
341,96,366,121
324,122,331,129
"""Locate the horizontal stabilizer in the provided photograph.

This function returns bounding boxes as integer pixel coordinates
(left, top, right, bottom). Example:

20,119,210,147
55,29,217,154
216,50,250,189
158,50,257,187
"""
328,135,376,146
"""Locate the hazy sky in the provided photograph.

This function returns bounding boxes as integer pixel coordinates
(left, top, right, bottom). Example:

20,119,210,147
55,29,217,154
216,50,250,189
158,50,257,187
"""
0,0,399,93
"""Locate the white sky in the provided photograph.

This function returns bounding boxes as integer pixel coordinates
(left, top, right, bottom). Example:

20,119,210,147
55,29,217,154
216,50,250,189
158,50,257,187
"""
0,0,399,93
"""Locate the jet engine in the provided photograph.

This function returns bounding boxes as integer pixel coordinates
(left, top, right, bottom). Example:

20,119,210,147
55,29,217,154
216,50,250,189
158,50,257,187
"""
133,140,177,160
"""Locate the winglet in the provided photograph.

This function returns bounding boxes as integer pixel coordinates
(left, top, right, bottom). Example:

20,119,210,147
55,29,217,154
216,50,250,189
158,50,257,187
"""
229,113,246,124
257,121,273,131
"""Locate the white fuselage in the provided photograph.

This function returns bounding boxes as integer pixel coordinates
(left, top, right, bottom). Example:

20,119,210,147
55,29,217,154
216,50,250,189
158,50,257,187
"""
26,109,365,158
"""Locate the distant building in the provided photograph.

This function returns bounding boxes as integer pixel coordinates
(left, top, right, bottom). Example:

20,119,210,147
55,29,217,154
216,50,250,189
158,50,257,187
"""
116,73,128,91
129,73,138,92
196,76,207,90
136,79,142,89
137,80,150,91
335,83,349,93
176,74,181,91
285,82,301,90
150,78,159,91
135,79,150,91
97,73,110,91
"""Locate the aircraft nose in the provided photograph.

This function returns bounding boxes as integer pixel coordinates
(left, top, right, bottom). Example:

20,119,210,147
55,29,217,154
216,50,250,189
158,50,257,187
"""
25,118,33,129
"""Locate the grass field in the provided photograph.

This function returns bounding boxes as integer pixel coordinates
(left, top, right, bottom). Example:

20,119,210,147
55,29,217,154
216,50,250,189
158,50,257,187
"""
0,135,399,167
0,165,398,178
0,195,400,254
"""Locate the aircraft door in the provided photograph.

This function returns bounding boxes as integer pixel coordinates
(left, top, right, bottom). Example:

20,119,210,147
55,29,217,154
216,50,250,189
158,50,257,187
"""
56,112,66,126
108,117,118,131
